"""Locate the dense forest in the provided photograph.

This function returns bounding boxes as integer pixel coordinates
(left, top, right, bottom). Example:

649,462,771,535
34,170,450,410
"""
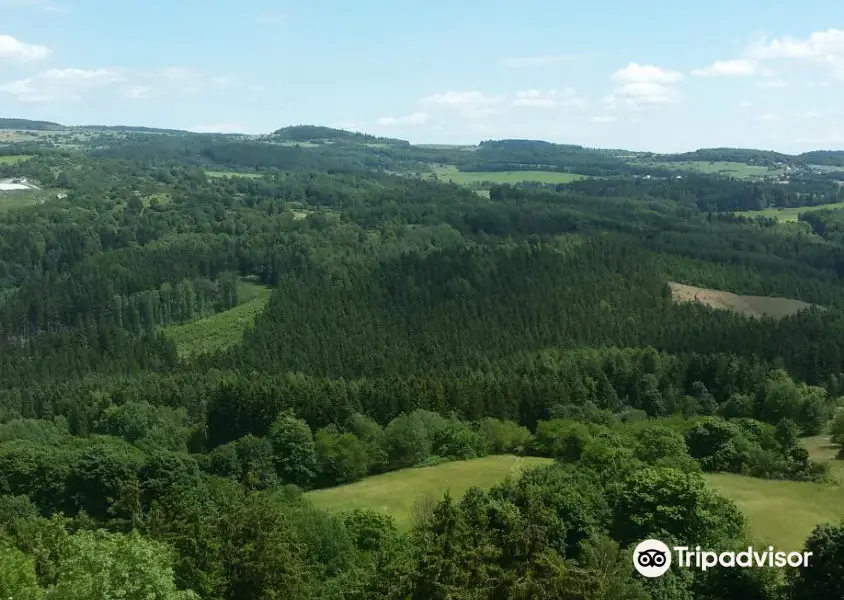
1,126,844,599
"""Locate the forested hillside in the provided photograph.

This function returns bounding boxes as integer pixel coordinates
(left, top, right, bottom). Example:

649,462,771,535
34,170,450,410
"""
0,118,64,131
1,125,844,599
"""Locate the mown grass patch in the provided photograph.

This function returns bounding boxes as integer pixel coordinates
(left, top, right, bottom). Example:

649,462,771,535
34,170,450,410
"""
305,455,554,530
0,189,54,212
734,201,844,223
429,164,587,186
705,435,844,550
635,160,784,179
0,155,33,164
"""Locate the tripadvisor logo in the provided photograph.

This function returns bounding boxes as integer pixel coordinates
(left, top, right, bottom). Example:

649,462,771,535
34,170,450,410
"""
633,539,812,577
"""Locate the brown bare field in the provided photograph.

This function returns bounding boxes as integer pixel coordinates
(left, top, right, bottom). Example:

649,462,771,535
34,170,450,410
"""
669,282,818,319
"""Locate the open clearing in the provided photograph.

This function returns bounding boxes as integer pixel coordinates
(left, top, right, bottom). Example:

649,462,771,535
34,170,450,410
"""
162,281,271,357
305,455,554,530
0,189,55,213
142,192,171,207
706,435,844,550
430,164,587,186
205,170,263,179
669,281,817,319
0,155,33,165
734,201,844,223
634,160,783,179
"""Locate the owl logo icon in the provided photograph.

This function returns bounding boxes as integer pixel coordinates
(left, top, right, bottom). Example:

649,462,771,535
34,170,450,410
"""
633,539,672,577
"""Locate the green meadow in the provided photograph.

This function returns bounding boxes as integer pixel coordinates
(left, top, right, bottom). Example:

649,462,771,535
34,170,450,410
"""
0,189,58,213
430,164,587,186
304,432,844,547
705,435,844,550
734,201,844,223
634,160,784,179
0,154,34,164
305,455,554,530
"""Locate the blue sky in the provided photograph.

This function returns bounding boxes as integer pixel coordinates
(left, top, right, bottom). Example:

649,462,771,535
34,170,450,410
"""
1,0,842,152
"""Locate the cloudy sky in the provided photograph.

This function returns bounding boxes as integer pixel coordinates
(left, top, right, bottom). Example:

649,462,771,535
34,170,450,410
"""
1,0,843,152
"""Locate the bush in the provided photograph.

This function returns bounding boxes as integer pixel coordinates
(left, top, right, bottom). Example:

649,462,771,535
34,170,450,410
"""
634,425,689,464
533,420,593,460
477,418,533,455
314,427,369,486
341,509,398,552
432,421,487,460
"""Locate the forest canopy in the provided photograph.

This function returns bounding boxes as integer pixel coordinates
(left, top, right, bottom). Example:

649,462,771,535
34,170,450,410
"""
1,125,844,599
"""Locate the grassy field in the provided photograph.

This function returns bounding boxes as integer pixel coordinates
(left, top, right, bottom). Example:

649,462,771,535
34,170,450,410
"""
162,280,272,357
301,432,844,546
810,164,844,173
0,189,57,212
635,160,783,179
205,170,263,179
734,201,844,223
414,144,477,151
705,435,844,550
669,281,817,319
0,155,33,164
429,164,587,186
306,455,554,530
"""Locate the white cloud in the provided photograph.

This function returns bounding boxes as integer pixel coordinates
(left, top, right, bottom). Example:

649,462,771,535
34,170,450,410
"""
757,113,779,121
738,100,754,108
746,29,844,60
513,88,587,108
745,29,844,79
692,59,757,77
120,85,156,100
0,68,125,102
607,63,683,108
606,82,681,109
756,79,787,88
591,116,617,123
376,112,429,126
189,124,246,134
612,62,683,84
0,66,238,103
501,55,577,68
0,34,51,61
420,90,505,118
